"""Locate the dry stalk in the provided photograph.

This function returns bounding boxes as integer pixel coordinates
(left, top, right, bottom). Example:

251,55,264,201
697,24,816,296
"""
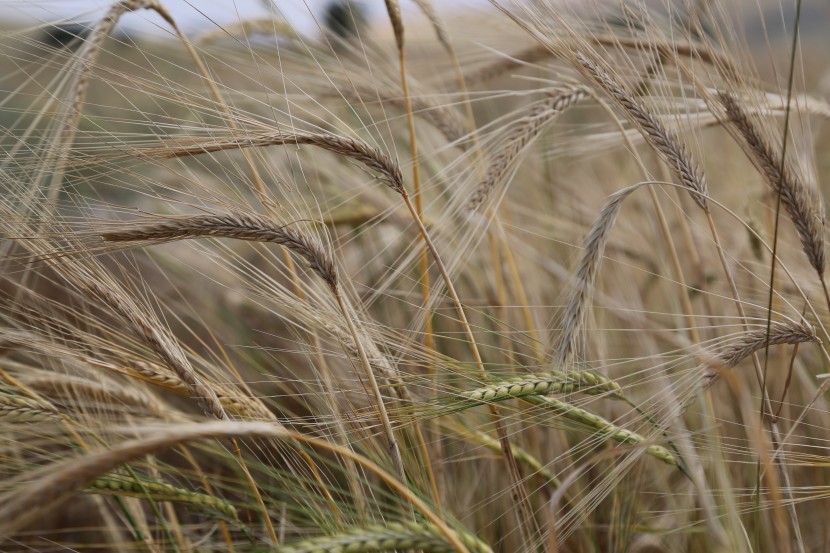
399,193,542,544
381,0,444,510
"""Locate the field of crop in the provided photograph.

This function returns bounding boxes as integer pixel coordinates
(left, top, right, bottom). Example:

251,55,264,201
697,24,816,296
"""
1,1,829,551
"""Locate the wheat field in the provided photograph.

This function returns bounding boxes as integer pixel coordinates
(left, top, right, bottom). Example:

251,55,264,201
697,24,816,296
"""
1,1,829,551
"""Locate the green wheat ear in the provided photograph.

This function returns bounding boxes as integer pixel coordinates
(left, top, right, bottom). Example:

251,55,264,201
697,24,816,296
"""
524,395,677,466
85,475,238,519
275,521,492,553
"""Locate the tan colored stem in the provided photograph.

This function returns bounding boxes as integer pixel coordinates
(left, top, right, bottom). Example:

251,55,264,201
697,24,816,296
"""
401,193,540,544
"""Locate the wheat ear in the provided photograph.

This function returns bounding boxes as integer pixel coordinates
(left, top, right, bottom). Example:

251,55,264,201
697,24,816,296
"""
276,522,492,553
523,396,676,466
718,91,825,277
433,371,625,419
196,17,298,45
702,321,818,389
555,183,646,365
86,476,237,519
149,130,404,194
466,87,588,213
576,53,708,210
100,213,338,290
85,281,227,421
0,393,61,422
332,84,467,145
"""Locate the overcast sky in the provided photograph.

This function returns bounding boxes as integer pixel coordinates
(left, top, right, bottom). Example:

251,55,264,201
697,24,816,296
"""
0,1,439,36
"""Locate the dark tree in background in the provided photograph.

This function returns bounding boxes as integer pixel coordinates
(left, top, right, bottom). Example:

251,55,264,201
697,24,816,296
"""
323,1,366,41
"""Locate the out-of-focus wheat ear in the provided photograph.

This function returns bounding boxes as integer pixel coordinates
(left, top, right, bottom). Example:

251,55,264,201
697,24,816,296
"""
0,422,469,553
22,372,172,419
154,130,405,195
466,86,588,214
84,281,227,421
412,0,450,54
464,44,554,86
702,321,818,389
575,52,709,211
45,0,161,205
718,91,825,277
465,36,731,86
99,213,338,291
0,393,62,422
276,522,493,553
383,0,405,52
554,183,646,366
333,84,468,145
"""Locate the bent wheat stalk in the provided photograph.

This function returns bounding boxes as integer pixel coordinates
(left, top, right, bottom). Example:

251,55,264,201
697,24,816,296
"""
0,421,471,553
99,212,407,483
